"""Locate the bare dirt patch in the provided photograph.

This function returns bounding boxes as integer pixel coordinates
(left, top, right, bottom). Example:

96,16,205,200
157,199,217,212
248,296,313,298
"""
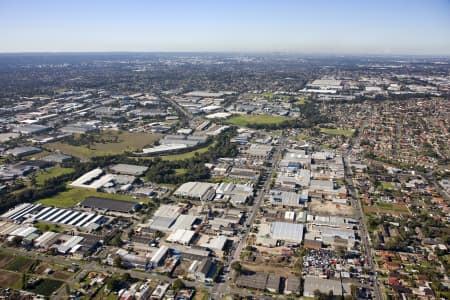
309,199,354,216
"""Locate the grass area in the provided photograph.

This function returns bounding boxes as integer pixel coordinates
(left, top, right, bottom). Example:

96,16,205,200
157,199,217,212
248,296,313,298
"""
379,181,394,190
45,130,160,160
5,256,35,273
319,128,355,136
296,97,308,105
364,203,410,215
194,289,210,300
262,92,274,100
159,141,217,161
225,114,290,127
174,168,188,175
37,187,150,208
29,278,63,296
35,167,75,186
34,221,65,233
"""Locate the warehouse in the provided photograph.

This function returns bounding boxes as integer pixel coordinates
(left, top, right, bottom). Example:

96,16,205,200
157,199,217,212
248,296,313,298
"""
34,231,59,249
303,277,350,298
166,229,196,245
109,163,148,176
169,215,198,231
5,146,41,158
270,190,301,207
236,272,268,291
148,204,182,231
41,153,72,163
270,222,304,244
150,245,169,266
174,182,217,201
57,235,84,254
14,124,50,135
80,197,141,213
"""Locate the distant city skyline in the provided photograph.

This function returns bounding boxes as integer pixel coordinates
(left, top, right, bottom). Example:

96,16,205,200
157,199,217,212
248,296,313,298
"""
1,0,450,55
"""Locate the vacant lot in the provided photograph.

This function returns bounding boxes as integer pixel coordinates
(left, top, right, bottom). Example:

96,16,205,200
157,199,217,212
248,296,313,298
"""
45,130,160,160
29,278,64,296
5,256,35,273
0,270,22,289
225,114,290,127
35,167,75,186
309,199,354,216
34,262,73,281
38,187,150,208
0,253,15,269
319,128,355,136
364,203,410,216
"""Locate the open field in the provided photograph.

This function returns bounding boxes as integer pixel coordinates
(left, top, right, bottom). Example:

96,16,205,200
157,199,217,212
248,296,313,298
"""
34,262,73,281
0,270,22,289
45,130,160,160
30,278,64,296
5,256,35,273
38,187,150,208
363,203,410,216
159,141,217,161
0,253,15,269
225,114,290,127
319,128,355,136
35,167,75,185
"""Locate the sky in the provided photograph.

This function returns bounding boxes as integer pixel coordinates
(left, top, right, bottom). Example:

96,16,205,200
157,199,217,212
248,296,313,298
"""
1,0,450,55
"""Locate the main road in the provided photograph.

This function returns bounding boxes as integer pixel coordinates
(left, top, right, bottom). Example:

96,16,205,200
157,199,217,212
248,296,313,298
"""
209,133,286,298
343,155,383,300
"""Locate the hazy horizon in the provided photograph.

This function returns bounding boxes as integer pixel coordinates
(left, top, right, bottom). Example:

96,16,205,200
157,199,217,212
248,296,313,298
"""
1,0,450,55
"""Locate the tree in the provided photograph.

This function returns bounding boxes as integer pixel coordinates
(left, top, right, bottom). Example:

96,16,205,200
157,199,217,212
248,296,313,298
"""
231,261,242,274
172,278,185,291
113,256,122,268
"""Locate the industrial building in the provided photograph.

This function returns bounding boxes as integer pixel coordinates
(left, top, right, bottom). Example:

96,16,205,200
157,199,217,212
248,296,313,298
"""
109,163,148,176
303,277,350,298
270,222,304,244
166,229,196,245
174,182,217,201
1,203,108,230
4,146,41,158
80,197,141,213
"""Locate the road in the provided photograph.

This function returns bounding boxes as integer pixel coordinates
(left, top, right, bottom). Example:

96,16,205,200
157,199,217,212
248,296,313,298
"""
343,156,383,300
208,134,286,298
159,93,193,120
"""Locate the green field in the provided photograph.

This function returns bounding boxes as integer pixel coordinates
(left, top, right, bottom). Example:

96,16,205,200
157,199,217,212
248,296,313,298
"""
38,187,150,208
225,114,290,127
30,278,64,296
45,130,160,160
35,167,75,185
319,128,355,136
159,141,217,161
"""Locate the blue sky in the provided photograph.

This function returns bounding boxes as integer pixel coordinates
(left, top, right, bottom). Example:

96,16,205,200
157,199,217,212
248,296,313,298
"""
1,0,449,55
